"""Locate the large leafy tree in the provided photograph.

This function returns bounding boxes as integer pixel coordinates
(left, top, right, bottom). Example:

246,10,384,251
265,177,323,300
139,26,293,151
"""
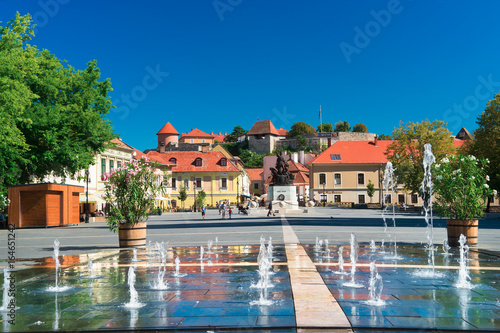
224,125,246,142
286,122,315,138
0,13,115,192
385,120,456,196
334,120,351,132
466,92,500,194
352,123,368,133
317,123,333,133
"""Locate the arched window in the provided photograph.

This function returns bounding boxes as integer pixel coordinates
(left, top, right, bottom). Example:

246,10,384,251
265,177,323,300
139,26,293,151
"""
195,158,202,167
169,157,177,164
220,158,227,166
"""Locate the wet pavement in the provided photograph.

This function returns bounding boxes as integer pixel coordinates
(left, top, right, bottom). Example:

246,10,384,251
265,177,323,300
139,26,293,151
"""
1,209,500,331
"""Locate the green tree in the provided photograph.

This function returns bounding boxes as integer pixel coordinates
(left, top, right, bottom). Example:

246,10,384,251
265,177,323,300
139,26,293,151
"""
195,190,207,208
239,149,264,168
317,123,333,133
385,120,456,196
334,121,351,132
377,134,392,140
353,123,368,133
467,92,500,195
366,180,375,203
286,122,315,138
296,135,307,147
178,186,188,209
224,125,246,142
0,13,115,193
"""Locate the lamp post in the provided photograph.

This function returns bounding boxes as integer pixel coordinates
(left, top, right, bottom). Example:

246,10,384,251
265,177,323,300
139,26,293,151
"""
193,179,197,212
323,182,326,207
237,179,239,205
85,169,90,223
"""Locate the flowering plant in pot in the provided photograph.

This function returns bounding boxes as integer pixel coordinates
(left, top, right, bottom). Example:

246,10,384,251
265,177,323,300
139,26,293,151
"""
103,158,163,246
433,155,495,246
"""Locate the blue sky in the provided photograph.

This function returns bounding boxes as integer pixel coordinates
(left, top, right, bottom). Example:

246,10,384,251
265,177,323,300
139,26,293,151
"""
2,1,500,151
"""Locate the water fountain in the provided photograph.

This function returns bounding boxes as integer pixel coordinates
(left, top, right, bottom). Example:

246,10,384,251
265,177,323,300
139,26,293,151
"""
250,238,274,306
173,256,187,277
47,239,71,292
343,233,363,287
199,245,205,260
324,239,331,258
370,240,376,252
0,268,12,312
365,261,385,306
124,267,145,308
442,239,451,256
151,241,168,290
455,234,473,289
382,162,399,259
333,246,348,275
132,248,138,266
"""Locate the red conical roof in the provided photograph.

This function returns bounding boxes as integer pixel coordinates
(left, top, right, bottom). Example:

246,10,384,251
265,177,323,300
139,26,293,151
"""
157,122,179,135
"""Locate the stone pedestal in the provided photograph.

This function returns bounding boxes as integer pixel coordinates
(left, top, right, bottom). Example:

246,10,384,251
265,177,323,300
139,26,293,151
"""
268,185,299,212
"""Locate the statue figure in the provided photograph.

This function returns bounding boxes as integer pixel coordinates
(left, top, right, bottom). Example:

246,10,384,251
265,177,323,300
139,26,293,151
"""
270,152,295,186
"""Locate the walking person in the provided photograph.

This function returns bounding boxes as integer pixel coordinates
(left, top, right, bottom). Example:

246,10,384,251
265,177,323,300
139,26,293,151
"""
201,204,206,219
267,201,275,217
228,207,232,219
221,202,226,219
218,201,222,215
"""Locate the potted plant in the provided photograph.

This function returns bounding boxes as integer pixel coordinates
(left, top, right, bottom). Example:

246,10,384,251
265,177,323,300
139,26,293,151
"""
433,155,495,246
103,158,163,248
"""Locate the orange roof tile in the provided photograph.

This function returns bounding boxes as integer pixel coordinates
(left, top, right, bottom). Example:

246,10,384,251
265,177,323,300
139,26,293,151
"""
180,128,215,139
110,138,134,150
246,168,263,181
309,140,465,164
212,133,226,142
277,127,289,136
150,151,239,173
157,122,179,135
309,140,392,164
247,120,280,136
287,159,308,172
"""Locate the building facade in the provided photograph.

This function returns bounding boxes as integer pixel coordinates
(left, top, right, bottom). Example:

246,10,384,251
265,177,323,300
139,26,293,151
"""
246,120,280,154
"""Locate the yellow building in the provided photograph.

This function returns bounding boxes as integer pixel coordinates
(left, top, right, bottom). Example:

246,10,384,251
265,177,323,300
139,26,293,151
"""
308,140,421,206
146,150,242,208
179,128,215,144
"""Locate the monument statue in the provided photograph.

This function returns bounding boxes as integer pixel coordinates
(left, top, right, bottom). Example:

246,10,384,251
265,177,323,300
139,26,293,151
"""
270,152,295,186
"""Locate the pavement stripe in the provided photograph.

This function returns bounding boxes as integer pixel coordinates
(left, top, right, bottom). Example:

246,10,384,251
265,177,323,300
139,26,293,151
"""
281,214,352,330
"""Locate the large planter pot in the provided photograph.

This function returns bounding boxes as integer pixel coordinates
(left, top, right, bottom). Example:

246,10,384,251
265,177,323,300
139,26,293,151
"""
118,221,147,248
446,219,478,247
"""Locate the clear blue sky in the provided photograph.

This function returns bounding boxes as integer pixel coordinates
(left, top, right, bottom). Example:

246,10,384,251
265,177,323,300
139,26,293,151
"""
2,1,500,151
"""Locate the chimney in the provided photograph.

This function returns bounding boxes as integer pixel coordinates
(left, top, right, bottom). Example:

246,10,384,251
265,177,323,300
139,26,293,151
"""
211,131,213,135
279,127,283,130
299,151,305,165
374,135,378,147
201,145,209,153
219,132,221,135
292,152,298,163
224,132,227,135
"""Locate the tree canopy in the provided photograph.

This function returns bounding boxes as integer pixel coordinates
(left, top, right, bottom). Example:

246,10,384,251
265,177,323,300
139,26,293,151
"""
317,123,333,133
352,123,368,133
224,125,246,142
385,120,456,195
466,92,500,194
286,122,315,138
0,13,115,193
334,121,351,132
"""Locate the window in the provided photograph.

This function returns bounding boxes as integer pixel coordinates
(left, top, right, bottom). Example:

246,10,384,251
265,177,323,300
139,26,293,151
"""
190,139,194,143
320,194,327,202
195,158,202,167
101,158,106,177
220,158,227,166
117,161,122,168
171,177,177,189
398,194,405,204
358,194,366,204
195,177,202,189
319,173,326,185
411,194,418,204
334,195,341,203
184,179,190,190
330,154,341,160
254,182,259,190
169,158,177,164
109,160,114,172
357,173,365,185
334,173,341,186
221,177,227,189
202,139,206,143
385,194,392,204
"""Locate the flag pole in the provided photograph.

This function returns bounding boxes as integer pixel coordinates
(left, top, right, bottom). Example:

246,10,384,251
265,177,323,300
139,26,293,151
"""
319,105,322,133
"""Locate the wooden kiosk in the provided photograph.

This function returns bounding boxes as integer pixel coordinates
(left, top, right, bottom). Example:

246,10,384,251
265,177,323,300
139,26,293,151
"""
8,183,84,228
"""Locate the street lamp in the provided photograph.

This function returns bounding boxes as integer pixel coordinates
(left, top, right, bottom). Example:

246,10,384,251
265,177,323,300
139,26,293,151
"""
193,179,197,212
236,179,239,205
323,182,326,207
85,169,90,223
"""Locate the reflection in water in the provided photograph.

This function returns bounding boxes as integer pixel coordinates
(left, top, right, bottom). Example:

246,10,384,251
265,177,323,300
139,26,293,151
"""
130,308,138,328
53,293,59,331
458,289,470,330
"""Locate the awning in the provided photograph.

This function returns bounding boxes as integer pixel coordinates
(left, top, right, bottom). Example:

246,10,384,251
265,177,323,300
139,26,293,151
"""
79,193,105,204
155,196,171,201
